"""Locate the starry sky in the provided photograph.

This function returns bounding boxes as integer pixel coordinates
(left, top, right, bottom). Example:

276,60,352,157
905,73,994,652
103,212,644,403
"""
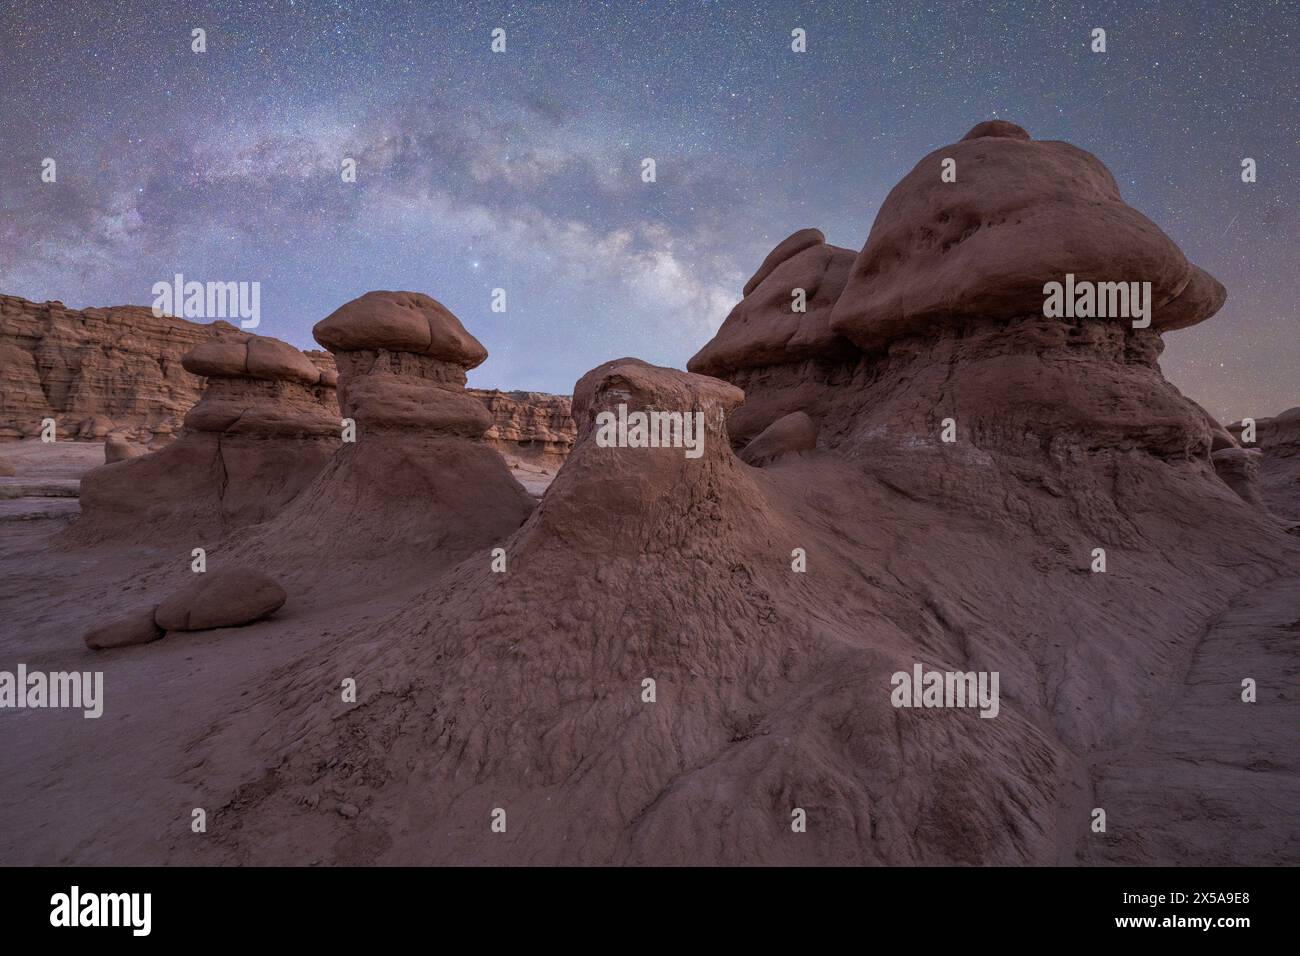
1,0,1295,420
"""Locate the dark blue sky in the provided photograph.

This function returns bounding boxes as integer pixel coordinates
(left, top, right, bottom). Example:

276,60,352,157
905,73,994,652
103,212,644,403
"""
1,0,1295,420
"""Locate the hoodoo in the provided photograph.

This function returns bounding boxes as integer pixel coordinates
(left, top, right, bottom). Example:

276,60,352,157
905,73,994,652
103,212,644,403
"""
180,124,1296,867
61,332,339,546
215,291,535,582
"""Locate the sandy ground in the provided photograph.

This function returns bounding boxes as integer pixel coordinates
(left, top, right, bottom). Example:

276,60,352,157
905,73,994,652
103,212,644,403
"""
0,439,550,863
0,441,103,521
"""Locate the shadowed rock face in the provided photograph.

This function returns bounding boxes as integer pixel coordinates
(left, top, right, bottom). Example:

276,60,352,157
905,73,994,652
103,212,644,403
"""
1229,408,1300,523
60,333,340,546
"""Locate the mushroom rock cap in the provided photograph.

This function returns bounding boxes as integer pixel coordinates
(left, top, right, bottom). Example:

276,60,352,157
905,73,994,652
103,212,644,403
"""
829,121,1227,353
572,357,744,445
688,231,858,377
182,335,325,387
743,227,826,296
961,119,1032,141
313,291,488,369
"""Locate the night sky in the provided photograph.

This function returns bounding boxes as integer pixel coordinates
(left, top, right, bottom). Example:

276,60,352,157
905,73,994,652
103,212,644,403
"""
1,0,1294,421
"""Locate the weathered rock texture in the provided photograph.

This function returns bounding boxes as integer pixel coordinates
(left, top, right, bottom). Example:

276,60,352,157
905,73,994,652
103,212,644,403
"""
216,291,535,583
470,389,575,464
827,119,1225,351
4,124,1296,871
0,294,575,462
61,333,340,546
83,606,164,650
0,294,246,444
1229,407,1300,523
167,123,1296,868
279,345,573,462
155,568,287,632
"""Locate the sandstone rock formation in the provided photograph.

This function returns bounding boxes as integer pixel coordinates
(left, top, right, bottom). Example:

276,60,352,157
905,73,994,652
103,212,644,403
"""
470,389,575,464
827,120,1225,351
3,123,1295,871
688,229,857,446
154,568,287,632
289,343,574,462
83,607,164,650
1211,446,1268,510
61,333,340,546
216,291,535,582
170,123,1295,867
104,435,146,463
0,294,248,443
738,410,817,465
1229,407,1300,523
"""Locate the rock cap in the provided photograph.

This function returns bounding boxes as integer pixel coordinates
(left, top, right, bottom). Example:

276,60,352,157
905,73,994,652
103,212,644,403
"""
313,291,488,368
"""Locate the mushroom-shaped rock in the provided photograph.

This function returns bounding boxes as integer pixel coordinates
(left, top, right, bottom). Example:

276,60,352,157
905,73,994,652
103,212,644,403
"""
62,332,341,547
739,410,817,465
521,358,756,557
312,292,492,433
689,230,858,377
572,357,744,444
313,291,487,368
829,121,1226,353
84,606,164,650
210,291,535,578
155,568,287,632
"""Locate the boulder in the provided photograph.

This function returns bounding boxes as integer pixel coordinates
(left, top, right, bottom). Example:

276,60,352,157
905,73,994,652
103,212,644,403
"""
739,410,818,465
104,435,146,463
83,606,164,650
154,568,287,632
